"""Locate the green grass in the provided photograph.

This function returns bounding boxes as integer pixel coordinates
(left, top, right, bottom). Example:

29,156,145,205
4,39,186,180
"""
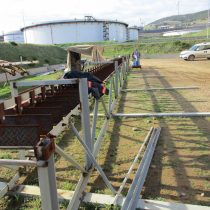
58,40,117,49
104,38,210,58
0,71,63,100
0,42,66,67
182,27,210,38
58,38,210,59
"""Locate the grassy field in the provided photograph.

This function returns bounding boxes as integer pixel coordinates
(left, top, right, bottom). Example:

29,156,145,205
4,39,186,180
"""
182,27,210,38
0,58,210,209
58,37,210,59
0,42,66,67
102,39,209,58
0,36,209,100
0,34,210,209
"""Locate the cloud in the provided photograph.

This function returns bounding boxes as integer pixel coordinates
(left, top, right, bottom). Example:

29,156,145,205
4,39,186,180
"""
0,0,209,33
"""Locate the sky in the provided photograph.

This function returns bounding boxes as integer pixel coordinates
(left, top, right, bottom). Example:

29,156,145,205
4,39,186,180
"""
0,0,210,34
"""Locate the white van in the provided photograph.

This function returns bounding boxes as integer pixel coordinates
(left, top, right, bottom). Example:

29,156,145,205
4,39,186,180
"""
180,42,210,61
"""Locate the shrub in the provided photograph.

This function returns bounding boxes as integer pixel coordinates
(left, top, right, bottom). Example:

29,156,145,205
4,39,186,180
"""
9,41,18,46
44,59,50,64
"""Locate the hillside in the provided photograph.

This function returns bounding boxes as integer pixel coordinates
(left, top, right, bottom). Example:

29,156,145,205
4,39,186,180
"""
0,42,66,67
147,10,208,28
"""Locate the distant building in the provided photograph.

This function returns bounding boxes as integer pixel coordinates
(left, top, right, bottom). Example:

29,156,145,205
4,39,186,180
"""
3,30,24,43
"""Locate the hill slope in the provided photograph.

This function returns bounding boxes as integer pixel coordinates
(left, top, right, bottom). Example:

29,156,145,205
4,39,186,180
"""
0,43,66,67
148,10,208,27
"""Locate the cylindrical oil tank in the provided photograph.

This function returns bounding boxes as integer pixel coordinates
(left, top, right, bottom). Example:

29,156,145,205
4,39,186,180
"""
21,19,128,44
4,30,24,43
128,27,139,41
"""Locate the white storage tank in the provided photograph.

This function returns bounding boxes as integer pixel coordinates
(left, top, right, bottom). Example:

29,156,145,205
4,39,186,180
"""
3,30,24,43
21,17,128,44
128,27,139,41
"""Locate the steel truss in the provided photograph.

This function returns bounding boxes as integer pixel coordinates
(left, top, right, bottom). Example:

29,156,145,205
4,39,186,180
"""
0,56,209,210
0,57,129,209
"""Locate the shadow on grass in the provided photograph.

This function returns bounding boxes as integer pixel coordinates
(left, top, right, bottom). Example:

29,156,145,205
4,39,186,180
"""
141,67,210,206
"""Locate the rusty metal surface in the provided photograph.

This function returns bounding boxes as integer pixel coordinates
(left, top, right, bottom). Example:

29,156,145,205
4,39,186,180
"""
22,107,63,124
0,125,40,147
0,57,123,147
4,114,53,135
35,138,55,161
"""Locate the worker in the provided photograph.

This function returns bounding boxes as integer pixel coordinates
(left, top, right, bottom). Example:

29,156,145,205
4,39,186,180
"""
132,49,141,68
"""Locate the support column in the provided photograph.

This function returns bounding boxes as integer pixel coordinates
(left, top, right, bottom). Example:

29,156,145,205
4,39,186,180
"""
10,82,18,98
115,61,119,98
79,78,93,169
108,78,113,114
10,82,26,160
37,155,59,210
91,99,98,143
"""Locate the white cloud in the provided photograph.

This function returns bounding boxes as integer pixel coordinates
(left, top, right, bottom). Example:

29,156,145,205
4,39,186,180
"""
0,0,209,34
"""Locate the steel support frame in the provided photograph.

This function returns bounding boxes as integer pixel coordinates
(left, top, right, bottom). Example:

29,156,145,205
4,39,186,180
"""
70,122,116,194
67,59,127,209
122,86,199,92
1,57,128,210
122,128,161,210
10,185,210,210
113,112,210,118
55,61,209,210
113,127,154,205
0,156,59,210
37,155,59,210
2,57,209,210
0,173,20,198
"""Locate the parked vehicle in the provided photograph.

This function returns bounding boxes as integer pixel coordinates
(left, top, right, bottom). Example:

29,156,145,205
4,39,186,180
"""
180,42,210,61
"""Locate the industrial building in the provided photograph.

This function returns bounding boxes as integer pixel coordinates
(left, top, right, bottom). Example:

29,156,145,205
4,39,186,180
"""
3,30,24,43
21,16,129,44
128,27,139,41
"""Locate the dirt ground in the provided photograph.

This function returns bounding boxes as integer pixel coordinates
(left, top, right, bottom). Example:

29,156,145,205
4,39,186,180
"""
0,58,210,209
113,58,210,206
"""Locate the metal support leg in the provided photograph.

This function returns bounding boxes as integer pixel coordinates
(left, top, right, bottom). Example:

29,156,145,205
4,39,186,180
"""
93,119,109,156
70,123,117,194
55,145,87,173
114,127,154,204
79,78,93,169
122,58,126,80
126,56,129,72
91,99,99,142
115,61,119,98
121,128,161,210
100,97,110,119
108,78,113,114
10,82,18,98
112,76,117,99
37,155,59,210
119,67,122,88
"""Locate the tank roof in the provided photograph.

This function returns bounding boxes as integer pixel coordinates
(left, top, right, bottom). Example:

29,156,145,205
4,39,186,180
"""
21,19,128,30
4,30,23,35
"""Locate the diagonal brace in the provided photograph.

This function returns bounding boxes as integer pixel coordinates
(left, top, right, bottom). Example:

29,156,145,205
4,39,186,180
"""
70,123,117,195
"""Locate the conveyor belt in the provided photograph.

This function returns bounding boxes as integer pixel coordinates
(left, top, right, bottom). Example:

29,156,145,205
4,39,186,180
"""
0,57,123,147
